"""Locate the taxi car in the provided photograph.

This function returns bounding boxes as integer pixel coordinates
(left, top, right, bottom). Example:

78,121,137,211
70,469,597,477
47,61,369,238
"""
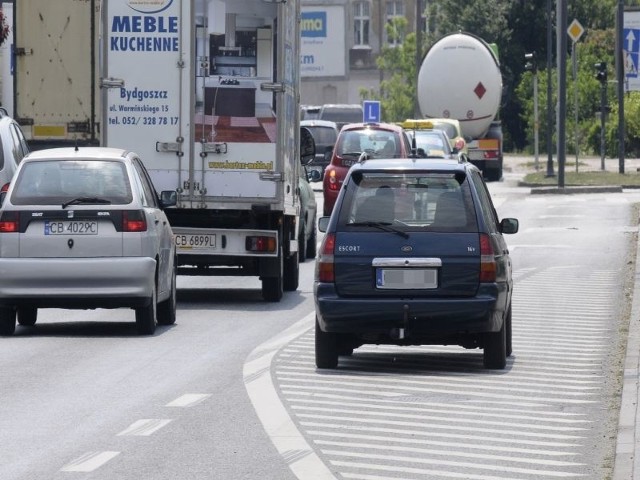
0,147,178,336
322,122,412,216
314,156,519,370
413,118,467,154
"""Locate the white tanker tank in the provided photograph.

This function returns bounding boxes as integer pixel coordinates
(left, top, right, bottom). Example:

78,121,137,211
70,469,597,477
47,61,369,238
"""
417,32,504,180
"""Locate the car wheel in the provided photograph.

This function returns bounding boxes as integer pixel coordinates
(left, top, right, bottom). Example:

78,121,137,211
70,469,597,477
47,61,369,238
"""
505,305,512,357
136,281,157,335
315,317,339,369
262,245,283,302
483,319,507,369
306,227,317,259
157,265,177,326
298,222,306,263
17,307,37,326
283,249,299,292
0,306,16,336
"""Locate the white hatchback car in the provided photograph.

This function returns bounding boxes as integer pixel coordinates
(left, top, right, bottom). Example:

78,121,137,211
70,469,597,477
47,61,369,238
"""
0,147,177,335
0,107,30,188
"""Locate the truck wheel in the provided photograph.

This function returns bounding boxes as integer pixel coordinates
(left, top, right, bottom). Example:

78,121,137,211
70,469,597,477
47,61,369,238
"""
262,247,283,302
136,282,157,335
283,250,299,292
0,306,16,336
315,317,339,369
483,319,507,369
17,307,37,326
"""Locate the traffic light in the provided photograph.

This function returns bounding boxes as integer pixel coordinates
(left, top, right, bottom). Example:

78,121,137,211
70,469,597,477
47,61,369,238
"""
594,62,607,83
524,52,537,73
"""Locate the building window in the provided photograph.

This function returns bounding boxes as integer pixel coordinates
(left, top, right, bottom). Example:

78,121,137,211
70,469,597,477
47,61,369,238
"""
353,1,370,46
385,1,405,46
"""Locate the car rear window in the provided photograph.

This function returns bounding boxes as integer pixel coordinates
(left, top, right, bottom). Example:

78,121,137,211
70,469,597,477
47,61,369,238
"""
10,160,133,205
307,126,338,146
320,107,363,124
337,130,400,159
410,131,450,156
339,171,477,232
432,122,457,139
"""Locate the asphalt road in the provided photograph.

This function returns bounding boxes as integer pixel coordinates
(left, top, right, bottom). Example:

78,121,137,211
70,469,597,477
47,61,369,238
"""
1,165,639,479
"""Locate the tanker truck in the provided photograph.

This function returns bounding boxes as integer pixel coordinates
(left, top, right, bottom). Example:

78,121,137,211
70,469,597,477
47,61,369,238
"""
417,32,504,181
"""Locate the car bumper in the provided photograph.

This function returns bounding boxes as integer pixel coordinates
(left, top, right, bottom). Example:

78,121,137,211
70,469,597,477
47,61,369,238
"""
315,282,506,337
0,257,156,308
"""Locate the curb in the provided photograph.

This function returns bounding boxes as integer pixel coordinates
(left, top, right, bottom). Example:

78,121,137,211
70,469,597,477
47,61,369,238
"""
613,229,640,479
528,185,623,194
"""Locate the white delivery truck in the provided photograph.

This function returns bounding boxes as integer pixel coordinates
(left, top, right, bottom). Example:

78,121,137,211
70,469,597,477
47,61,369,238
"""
100,0,309,301
12,0,101,148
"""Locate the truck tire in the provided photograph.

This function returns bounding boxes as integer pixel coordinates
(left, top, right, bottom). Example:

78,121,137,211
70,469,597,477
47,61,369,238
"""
262,246,283,302
0,306,16,336
17,307,37,326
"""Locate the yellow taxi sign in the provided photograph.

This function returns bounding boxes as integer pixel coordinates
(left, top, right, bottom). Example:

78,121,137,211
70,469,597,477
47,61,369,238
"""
399,119,434,130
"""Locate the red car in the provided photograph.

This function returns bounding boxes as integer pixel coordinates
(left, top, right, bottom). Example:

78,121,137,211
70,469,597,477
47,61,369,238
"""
322,122,412,216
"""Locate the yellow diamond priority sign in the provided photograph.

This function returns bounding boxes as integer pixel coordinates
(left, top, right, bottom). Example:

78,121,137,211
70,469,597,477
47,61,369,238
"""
568,19,584,43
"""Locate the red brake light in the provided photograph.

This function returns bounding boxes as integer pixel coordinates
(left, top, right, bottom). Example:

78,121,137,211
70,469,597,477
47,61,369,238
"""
0,211,18,233
479,233,496,282
1,182,10,193
327,170,339,191
122,211,147,232
455,138,466,151
315,233,335,283
246,236,277,253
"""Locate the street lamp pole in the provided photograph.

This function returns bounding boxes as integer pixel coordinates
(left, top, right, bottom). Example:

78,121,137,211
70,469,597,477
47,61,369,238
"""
546,0,555,177
525,53,539,170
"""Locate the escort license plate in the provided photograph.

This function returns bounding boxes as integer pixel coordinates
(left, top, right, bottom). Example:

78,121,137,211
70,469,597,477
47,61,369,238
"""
376,268,437,289
45,220,98,235
175,234,216,250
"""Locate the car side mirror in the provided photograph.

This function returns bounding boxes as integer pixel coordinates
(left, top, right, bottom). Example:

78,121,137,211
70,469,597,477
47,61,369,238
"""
308,169,322,182
160,190,177,208
318,216,330,232
300,126,316,165
500,218,519,234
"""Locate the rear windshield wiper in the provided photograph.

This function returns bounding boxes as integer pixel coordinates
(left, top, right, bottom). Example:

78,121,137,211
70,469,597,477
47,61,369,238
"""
62,197,112,209
349,221,409,239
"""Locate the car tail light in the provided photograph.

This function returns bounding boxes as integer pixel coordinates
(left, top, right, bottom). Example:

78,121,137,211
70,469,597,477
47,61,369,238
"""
246,236,277,253
327,169,339,191
122,210,147,232
0,211,18,233
455,138,466,151
0,182,10,193
315,233,335,282
479,233,496,282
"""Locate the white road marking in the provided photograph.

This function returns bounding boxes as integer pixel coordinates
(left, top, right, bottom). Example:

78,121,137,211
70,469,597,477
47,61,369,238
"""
166,393,211,407
60,451,120,472
243,312,337,480
117,419,172,436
